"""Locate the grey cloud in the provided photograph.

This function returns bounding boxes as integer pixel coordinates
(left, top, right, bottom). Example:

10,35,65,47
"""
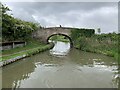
3,2,118,33
7,2,117,14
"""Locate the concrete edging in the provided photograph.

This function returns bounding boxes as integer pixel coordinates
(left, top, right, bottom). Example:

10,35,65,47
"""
0,55,26,67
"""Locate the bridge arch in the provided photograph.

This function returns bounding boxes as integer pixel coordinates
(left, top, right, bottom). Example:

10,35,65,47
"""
46,33,73,48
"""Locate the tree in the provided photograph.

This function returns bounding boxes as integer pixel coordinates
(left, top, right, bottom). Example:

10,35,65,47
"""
1,3,39,41
60,25,62,27
2,3,15,41
97,28,101,34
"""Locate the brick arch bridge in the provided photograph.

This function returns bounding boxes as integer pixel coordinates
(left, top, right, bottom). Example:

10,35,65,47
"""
32,27,95,48
32,27,73,47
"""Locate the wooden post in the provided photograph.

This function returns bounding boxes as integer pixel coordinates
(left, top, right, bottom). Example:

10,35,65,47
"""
12,42,15,48
24,42,26,46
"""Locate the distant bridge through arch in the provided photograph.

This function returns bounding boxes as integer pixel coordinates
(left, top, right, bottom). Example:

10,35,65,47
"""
46,33,73,47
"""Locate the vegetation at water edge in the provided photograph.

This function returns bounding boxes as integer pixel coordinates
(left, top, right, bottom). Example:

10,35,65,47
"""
71,28,119,62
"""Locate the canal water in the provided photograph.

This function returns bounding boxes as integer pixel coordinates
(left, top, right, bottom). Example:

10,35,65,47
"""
2,41,118,88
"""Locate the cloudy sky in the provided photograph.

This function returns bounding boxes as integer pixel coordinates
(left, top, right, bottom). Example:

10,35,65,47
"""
3,2,118,33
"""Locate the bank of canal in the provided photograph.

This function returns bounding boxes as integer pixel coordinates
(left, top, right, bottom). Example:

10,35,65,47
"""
2,41,118,88
1,41,54,67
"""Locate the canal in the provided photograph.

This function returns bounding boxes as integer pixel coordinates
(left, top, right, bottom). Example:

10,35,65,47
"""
2,41,118,88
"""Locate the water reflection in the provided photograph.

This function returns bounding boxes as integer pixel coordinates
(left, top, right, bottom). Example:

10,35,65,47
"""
50,41,70,56
2,58,36,88
2,41,118,88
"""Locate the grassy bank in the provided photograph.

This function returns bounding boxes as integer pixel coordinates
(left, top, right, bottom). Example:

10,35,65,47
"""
1,39,54,61
71,32,119,62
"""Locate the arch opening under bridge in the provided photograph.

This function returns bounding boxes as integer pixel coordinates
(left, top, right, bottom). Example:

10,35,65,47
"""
47,33,73,48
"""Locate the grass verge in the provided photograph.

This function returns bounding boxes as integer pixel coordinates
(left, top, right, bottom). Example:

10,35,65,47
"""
1,39,54,61
73,35,119,62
